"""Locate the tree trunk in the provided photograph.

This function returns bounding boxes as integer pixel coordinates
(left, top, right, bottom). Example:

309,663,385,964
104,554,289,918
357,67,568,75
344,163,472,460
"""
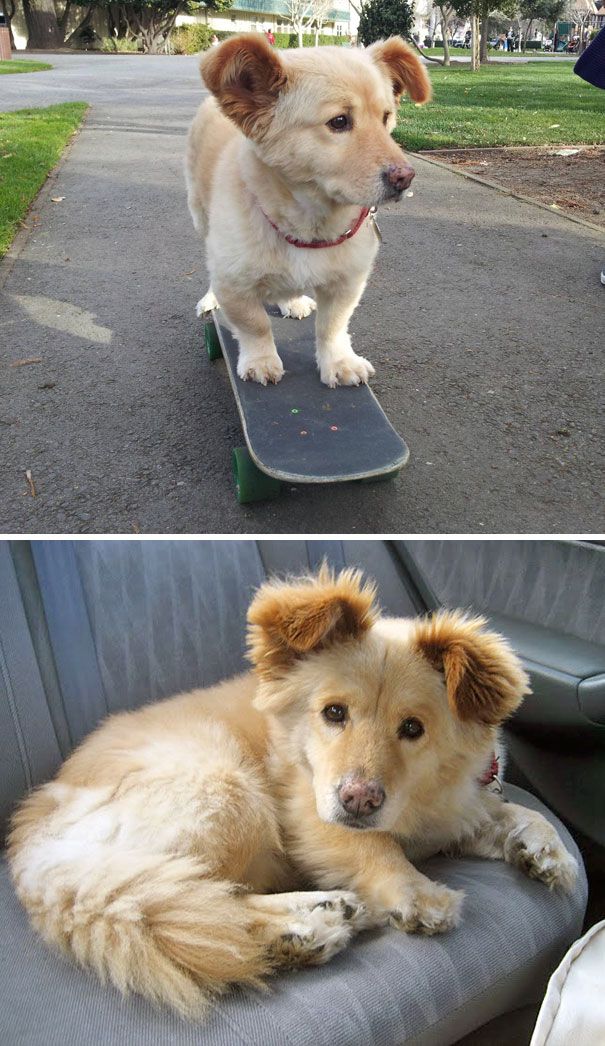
298,27,303,46
471,12,480,70
22,0,64,47
479,0,489,64
64,5,94,45
440,9,450,66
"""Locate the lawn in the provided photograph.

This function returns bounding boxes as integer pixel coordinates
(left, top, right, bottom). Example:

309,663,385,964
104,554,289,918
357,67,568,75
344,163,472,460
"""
0,59,52,74
0,103,87,256
395,61,605,151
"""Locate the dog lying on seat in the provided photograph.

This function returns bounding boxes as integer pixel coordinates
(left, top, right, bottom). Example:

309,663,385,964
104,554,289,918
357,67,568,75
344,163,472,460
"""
186,36,431,386
9,569,577,1017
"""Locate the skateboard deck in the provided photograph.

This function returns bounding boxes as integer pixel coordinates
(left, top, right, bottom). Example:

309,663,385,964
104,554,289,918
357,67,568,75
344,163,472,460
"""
206,309,409,491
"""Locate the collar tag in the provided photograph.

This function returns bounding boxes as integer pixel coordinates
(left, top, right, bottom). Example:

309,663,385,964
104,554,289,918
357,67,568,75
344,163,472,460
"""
369,207,383,244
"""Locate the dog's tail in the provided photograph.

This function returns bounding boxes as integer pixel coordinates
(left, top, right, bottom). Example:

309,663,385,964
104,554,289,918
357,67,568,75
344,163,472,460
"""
9,840,271,1017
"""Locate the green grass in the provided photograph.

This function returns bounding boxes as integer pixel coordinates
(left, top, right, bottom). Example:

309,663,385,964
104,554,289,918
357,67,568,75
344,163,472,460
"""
395,62,605,150
0,59,52,74
0,103,87,256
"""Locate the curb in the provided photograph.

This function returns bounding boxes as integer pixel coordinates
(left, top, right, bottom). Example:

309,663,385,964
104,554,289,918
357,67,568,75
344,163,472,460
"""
0,105,90,291
411,150,605,235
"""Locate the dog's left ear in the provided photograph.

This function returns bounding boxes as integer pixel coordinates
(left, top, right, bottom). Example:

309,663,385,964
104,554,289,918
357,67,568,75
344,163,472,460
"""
200,34,287,139
368,37,432,105
248,566,377,683
413,610,530,725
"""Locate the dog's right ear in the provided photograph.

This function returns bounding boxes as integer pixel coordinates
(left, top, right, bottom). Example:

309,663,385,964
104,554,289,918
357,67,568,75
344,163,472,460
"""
247,566,377,687
200,34,287,139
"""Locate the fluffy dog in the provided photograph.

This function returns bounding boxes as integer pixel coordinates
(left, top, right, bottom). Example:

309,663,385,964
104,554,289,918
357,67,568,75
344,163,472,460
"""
185,36,431,387
9,569,577,1018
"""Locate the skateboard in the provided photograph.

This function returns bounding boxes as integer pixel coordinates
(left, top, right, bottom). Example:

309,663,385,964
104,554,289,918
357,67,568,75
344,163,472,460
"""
204,309,409,504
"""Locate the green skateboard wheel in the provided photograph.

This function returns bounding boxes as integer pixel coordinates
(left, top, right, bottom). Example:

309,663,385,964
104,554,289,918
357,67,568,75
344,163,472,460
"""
205,322,222,361
232,447,282,504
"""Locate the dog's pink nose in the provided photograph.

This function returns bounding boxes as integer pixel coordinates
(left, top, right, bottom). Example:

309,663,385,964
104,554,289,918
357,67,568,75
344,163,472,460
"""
383,163,415,194
338,778,385,818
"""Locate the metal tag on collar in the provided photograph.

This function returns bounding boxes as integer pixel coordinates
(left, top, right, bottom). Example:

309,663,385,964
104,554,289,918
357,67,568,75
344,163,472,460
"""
369,206,383,243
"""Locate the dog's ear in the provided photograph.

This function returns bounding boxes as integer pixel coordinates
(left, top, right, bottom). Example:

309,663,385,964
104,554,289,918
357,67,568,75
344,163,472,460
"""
413,610,530,725
200,34,287,139
248,566,377,682
368,37,432,105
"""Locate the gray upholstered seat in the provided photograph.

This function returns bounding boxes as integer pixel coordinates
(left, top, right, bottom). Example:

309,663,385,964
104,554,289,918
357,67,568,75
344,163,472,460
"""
0,540,588,1045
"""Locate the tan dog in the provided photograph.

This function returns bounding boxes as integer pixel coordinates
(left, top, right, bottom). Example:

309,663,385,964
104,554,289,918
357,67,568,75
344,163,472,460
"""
9,569,577,1018
185,36,431,387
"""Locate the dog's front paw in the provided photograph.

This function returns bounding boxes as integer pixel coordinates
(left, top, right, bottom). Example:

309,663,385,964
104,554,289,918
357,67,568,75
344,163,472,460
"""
278,296,317,320
311,891,373,932
389,880,464,936
196,290,219,317
237,354,285,385
319,353,375,388
505,826,579,893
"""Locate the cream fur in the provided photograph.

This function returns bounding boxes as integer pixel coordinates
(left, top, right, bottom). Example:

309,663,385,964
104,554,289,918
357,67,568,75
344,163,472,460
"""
8,571,578,1018
185,36,431,387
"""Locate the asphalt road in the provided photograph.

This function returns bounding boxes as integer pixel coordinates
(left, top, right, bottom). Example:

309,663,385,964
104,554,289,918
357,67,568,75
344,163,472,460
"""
0,55,603,534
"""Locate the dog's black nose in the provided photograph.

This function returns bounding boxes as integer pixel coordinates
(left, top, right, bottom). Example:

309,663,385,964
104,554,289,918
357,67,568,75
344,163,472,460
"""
338,778,385,818
382,163,415,195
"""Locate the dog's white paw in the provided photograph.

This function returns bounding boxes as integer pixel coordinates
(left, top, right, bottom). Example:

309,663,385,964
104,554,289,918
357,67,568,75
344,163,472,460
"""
308,891,373,932
504,826,579,892
270,902,355,968
319,353,375,388
278,296,317,320
237,353,284,385
389,880,464,936
196,290,219,317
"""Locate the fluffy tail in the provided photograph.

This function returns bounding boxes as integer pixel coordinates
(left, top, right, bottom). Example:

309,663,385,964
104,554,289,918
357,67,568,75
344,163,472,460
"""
9,843,271,1017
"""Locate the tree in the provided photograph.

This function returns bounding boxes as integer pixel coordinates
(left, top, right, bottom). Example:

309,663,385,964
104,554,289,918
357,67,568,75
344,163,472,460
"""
433,0,457,64
311,0,332,44
358,0,414,45
284,0,315,45
519,0,565,48
21,0,64,48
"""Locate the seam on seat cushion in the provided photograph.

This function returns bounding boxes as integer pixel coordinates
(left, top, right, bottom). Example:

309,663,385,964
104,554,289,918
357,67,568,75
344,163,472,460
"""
0,632,32,790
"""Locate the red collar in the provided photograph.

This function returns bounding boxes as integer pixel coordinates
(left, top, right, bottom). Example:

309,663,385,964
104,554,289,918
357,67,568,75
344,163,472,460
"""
260,206,372,249
479,754,500,787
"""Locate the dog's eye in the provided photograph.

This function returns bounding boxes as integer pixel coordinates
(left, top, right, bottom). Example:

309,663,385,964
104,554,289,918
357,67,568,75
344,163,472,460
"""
398,717,424,740
383,111,392,126
323,704,347,724
327,114,351,133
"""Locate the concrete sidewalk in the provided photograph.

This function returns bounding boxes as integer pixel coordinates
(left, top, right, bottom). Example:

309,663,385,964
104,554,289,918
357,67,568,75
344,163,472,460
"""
0,55,603,534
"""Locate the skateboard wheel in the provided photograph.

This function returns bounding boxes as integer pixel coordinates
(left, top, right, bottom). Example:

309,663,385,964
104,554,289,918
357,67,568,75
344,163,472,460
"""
205,322,222,361
232,447,281,504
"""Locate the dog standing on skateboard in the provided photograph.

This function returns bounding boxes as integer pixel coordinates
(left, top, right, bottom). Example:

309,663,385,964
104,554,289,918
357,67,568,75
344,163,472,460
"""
186,35,431,387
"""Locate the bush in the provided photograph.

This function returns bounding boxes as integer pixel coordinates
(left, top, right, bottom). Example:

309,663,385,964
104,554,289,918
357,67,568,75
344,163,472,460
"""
272,32,349,48
170,23,213,54
358,0,414,46
101,37,140,52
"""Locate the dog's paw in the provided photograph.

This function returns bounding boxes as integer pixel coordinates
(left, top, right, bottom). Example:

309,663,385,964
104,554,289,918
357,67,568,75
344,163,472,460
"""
269,903,355,969
278,296,317,320
504,827,579,892
319,353,375,388
310,891,373,932
196,290,219,317
237,354,285,385
389,880,464,936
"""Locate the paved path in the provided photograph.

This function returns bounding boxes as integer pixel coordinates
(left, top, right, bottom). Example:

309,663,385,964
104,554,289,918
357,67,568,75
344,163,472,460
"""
1,55,603,534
